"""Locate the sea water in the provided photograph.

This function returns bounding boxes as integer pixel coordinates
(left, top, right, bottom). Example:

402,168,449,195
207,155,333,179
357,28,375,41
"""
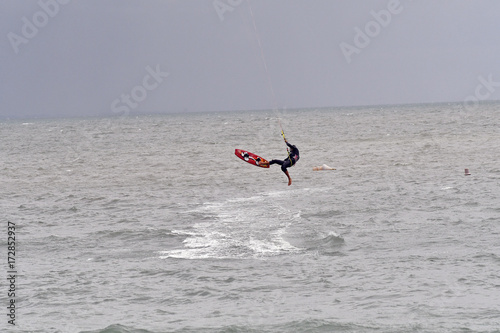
1,103,499,332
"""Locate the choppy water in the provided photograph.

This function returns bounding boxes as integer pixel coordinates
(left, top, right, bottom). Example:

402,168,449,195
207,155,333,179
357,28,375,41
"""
1,103,499,333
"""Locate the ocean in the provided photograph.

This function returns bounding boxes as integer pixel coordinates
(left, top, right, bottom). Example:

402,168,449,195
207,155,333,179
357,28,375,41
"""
1,103,499,333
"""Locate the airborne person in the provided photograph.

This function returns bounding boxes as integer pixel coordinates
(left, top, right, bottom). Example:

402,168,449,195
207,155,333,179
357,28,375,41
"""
269,140,299,186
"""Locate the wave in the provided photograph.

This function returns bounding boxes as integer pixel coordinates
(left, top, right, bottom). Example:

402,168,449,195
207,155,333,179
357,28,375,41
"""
80,324,155,333
159,192,303,260
319,231,345,247
304,231,345,256
80,320,415,333
158,226,301,260
301,209,343,219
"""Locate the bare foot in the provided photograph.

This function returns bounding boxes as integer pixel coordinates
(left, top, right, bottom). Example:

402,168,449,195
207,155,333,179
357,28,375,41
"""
285,170,292,186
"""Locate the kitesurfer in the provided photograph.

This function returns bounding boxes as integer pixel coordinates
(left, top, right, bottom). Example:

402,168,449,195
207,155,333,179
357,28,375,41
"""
269,140,299,186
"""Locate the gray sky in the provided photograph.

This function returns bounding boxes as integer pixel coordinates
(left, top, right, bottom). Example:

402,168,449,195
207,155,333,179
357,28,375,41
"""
1,0,500,119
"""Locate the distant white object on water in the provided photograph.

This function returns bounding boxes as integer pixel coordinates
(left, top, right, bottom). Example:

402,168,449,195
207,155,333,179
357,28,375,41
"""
465,168,471,176
313,164,336,171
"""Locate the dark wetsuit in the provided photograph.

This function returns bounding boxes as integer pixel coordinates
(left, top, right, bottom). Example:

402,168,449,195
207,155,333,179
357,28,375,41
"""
269,142,299,173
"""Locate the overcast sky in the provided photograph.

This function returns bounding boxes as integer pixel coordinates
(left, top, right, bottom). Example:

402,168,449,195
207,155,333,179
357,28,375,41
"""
1,0,500,119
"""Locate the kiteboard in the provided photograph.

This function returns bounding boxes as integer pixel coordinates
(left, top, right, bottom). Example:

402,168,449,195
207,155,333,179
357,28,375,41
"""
234,149,269,168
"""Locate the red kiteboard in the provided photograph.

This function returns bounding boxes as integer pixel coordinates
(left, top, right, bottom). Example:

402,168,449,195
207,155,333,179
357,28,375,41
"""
234,149,270,168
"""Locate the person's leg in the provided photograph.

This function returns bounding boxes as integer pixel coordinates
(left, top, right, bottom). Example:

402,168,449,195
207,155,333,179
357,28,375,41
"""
269,159,284,166
284,170,292,186
281,160,292,186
